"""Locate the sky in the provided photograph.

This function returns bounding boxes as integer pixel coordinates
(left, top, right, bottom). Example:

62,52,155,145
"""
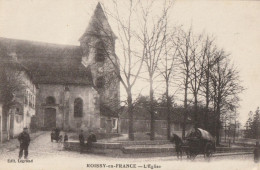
0,0,259,125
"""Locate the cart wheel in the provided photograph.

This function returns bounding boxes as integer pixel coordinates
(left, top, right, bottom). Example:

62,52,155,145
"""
205,144,214,159
188,150,197,160
189,153,197,160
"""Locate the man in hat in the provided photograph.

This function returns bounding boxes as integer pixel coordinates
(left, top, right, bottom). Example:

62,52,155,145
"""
18,127,31,159
79,130,85,154
254,141,260,163
86,130,97,152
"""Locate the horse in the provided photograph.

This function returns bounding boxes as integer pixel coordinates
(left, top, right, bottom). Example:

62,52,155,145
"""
170,134,184,159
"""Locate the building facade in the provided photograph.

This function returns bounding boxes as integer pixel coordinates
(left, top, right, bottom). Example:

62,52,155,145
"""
0,57,36,141
0,3,120,135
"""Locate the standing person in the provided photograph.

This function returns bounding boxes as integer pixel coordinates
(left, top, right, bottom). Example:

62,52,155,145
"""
18,127,30,159
79,130,85,154
254,141,260,163
64,132,68,143
63,132,69,148
55,128,60,142
51,130,55,142
86,131,97,152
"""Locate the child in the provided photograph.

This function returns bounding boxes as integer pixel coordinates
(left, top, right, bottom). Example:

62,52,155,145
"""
51,130,55,142
64,133,68,143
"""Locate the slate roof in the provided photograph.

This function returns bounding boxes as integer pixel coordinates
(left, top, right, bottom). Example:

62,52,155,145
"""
0,37,93,85
79,2,117,41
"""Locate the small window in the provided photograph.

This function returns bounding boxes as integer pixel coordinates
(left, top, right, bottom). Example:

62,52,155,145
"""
100,117,106,128
29,94,32,107
96,76,105,88
24,91,28,105
46,96,56,105
32,96,35,108
112,118,117,129
16,108,20,114
95,52,105,62
95,41,106,62
74,98,83,117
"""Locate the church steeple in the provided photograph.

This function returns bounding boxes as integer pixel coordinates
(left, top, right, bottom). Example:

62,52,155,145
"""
79,3,120,114
79,2,116,42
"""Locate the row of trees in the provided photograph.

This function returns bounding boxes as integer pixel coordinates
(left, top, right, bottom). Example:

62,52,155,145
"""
0,1,242,144
97,0,244,144
0,1,244,145
244,107,260,139
131,94,217,136
175,29,244,144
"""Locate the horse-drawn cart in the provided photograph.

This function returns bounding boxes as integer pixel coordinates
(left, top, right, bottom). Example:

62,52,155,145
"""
182,128,216,159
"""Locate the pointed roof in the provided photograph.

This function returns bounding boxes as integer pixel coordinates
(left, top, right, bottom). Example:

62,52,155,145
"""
79,2,117,41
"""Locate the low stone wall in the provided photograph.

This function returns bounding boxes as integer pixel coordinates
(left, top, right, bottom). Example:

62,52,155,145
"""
216,147,254,153
118,140,171,146
63,140,171,150
64,141,122,150
63,140,254,156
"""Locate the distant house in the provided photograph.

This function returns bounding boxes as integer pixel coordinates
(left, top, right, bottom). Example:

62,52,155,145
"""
0,57,36,142
118,106,194,137
100,104,119,133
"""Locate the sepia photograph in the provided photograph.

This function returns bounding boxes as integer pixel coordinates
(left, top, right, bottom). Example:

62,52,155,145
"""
0,0,259,169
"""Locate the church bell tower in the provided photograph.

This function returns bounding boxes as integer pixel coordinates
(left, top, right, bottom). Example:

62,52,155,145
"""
79,3,120,113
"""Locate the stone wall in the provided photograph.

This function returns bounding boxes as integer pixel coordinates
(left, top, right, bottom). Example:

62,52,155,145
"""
10,114,23,137
79,5,120,113
118,119,194,137
21,71,36,130
36,84,100,131
81,36,120,112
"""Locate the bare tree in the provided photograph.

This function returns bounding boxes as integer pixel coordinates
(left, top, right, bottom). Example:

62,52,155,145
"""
174,28,193,138
188,33,205,128
140,0,172,140
93,1,148,140
0,50,25,112
209,52,244,145
200,36,217,129
94,1,173,140
158,29,179,140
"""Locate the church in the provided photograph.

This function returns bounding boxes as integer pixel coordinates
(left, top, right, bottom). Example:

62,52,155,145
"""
0,3,120,139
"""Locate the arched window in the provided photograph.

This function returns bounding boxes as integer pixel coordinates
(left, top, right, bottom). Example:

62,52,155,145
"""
95,41,105,62
46,96,55,105
96,76,105,88
74,98,83,117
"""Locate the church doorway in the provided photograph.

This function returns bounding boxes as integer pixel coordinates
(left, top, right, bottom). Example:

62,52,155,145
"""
44,108,56,129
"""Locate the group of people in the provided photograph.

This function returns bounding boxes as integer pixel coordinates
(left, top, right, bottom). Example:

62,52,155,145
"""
79,130,97,154
51,128,68,143
17,127,97,159
17,127,259,162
